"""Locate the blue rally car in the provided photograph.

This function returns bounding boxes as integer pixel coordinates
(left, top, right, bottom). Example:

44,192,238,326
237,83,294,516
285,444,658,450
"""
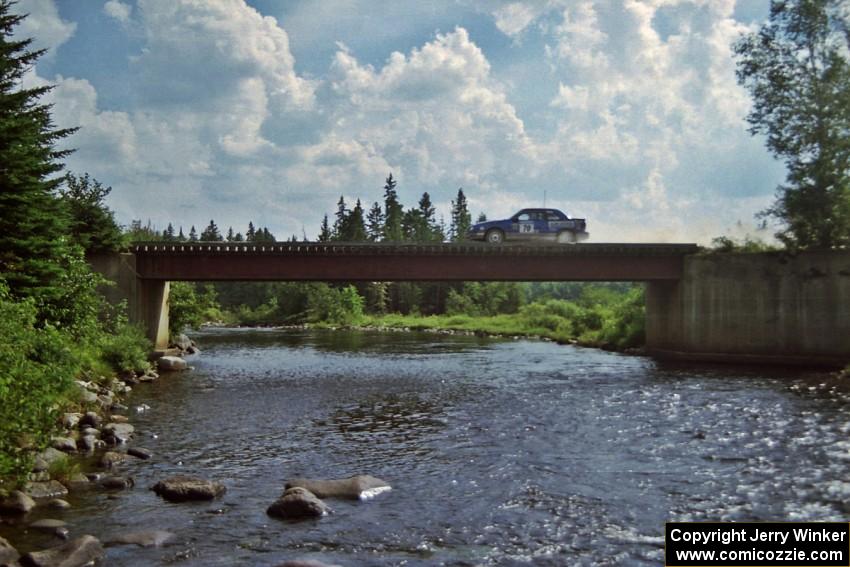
467,208,589,244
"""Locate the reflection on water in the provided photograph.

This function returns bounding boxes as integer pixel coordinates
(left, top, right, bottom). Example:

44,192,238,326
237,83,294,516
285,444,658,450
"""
1,328,846,566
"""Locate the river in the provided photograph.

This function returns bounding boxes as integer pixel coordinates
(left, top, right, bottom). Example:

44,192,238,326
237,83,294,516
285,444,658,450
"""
3,328,849,566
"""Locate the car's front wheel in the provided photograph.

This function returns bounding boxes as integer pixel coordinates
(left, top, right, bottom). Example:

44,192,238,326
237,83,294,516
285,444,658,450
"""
485,229,505,244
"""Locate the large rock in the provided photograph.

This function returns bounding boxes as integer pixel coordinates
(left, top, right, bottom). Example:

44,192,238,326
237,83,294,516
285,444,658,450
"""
0,536,18,565
151,475,226,502
284,475,391,500
61,413,82,429
78,412,101,429
50,437,77,453
99,476,134,490
102,423,134,445
127,447,152,460
157,356,188,371
105,530,175,548
99,451,127,469
34,448,68,471
19,534,103,567
0,490,36,514
266,487,331,520
172,334,193,351
25,481,68,500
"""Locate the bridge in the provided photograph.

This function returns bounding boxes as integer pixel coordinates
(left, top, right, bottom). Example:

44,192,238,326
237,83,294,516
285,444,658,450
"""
90,243,850,366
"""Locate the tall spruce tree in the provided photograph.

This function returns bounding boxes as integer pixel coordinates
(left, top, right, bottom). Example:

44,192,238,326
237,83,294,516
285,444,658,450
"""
200,220,222,241
188,226,198,242
450,188,472,241
346,199,367,241
318,214,332,242
0,2,77,301
333,196,348,240
367,201,384,241
735,0,850,248
163,223,176,242
382,173,403,241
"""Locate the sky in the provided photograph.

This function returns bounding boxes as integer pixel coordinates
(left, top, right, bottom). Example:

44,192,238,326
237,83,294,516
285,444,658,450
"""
14,0,786,243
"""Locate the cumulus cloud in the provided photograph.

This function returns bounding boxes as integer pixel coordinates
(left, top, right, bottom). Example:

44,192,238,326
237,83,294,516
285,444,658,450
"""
12,0,75,55
103,1,132,24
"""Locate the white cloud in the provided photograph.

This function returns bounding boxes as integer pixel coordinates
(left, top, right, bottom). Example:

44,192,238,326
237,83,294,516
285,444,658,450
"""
12,0,75,55
104,1,132,24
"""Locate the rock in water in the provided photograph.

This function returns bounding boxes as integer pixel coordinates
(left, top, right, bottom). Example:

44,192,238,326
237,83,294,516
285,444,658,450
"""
157,356,187,371
0,490,36,514
19,534,103,567
106,530,175,548
127,447,153,460
284,475,391,500
0,535,18,564
266,487,331,519
151,475,226,502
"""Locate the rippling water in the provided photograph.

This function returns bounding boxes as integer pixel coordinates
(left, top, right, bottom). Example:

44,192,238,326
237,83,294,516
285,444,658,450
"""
3,328,848,566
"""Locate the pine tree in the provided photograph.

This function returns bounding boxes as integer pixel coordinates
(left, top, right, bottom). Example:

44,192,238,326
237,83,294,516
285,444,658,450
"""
226,227,235,242
450,188,472,241
177,227,186,241
333,196,348,240
163,223,176,242
200,220,222,241
0,2,77,301
367,201,384,241
189,226,198,242
246,221,256,241
477,212,487,223
318,214,332,242
346,199,367,241
233,232,244,242
382,173,403,241
417,191,438,241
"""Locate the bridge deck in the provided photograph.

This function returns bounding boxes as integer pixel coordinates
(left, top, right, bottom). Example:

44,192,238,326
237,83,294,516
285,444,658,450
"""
132,242,700,282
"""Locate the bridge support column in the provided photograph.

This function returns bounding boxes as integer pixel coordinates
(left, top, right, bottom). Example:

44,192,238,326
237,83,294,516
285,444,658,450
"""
646,250,850,366
137,279,170,352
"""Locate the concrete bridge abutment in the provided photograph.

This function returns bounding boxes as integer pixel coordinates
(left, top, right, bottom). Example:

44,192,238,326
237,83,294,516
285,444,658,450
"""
646,249,850,366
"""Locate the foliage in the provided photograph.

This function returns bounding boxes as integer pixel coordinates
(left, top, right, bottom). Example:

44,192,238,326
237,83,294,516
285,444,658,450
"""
382,173,403,241
735,0,850,249
0,283,77,485
306,284,364,325
98,323,151,374
709,235,779,253
449,188,472,241
60,173,124,254
0,1,76,303
169,282,219,335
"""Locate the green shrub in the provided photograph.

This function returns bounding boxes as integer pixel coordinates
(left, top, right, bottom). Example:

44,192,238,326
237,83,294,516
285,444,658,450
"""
98,323,151,374
0,284,77,487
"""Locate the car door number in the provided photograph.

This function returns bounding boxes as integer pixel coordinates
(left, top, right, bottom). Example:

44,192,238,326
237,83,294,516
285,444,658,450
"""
519,222,535,233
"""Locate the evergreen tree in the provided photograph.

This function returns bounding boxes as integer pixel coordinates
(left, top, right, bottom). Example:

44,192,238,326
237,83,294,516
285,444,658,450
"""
735,0,850,248
233,232,244,242
450,188,472,241
346,199,367,241
416,191,439,241
0,2,77,301
163,223,176,242
189,226,198,242
477,212,487,223
333,195,348,240
382,173,403,241
177,227,186,241
246,221,256,241
60,173,124,253
226,227,235,242
367,201,384,241
318,214,332,242
200,219,222,241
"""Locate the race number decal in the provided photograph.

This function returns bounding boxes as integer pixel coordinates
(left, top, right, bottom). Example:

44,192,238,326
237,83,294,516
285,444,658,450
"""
520,222,535,233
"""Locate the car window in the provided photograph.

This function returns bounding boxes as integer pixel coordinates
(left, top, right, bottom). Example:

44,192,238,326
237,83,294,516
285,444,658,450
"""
546,212,561,221
517,213,530,221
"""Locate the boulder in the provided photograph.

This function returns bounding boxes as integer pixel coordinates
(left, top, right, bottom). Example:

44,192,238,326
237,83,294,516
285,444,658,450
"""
0,490,36,515
47,499,71,510
266,487,331,520
35,448,68,470
28,519,67,532
284,475,391,500
100,476,134,490
77,389,98,405
0,536,18,565
102,423,134,445
173,334,192,351
105,530,175,548
19,534,103,567
61,413,82,429
127,447,153,460
50,437,77,453
99,451,127,469
151,475,226,502
108,415,129,424
78,412,101,429
157,356,187,371
78,434,97,453
25,481,68,500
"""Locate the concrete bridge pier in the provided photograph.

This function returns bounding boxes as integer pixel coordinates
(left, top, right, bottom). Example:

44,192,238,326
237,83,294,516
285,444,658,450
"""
137,279,169,351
